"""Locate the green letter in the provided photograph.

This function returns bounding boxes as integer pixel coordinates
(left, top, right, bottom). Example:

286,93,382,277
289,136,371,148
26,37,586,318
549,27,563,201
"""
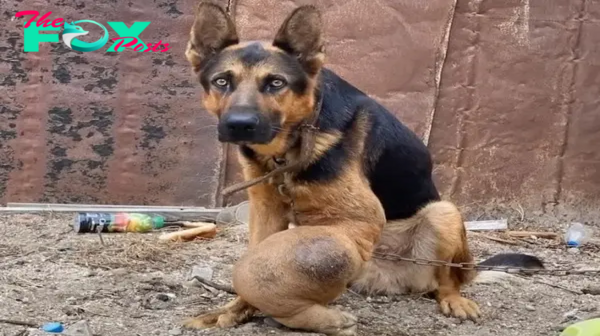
23,23,60,52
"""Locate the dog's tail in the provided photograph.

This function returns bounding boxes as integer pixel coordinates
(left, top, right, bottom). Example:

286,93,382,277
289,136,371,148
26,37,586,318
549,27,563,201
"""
350,201,544,294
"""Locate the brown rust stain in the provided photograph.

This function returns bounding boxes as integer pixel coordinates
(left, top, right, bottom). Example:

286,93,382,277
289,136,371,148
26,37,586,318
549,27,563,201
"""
5,37,51,202
1,0,599,217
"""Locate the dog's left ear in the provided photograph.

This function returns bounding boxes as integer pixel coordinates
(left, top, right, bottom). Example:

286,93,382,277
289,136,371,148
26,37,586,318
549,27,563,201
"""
273,5,324,75
185,2,239,74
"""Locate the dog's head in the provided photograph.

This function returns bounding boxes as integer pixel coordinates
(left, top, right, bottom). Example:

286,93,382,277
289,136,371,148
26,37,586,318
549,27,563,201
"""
185,3,324,150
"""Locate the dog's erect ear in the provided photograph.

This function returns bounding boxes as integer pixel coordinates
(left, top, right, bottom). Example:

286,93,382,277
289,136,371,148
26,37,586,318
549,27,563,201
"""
273,5,324,75
185,2,239,73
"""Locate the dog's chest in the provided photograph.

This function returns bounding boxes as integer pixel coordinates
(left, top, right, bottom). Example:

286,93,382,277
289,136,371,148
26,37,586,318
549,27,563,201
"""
264,154,311,226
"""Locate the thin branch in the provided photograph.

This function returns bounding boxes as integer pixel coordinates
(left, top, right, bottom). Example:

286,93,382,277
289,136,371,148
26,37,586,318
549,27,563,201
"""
0,319,38,328
192,276,236,295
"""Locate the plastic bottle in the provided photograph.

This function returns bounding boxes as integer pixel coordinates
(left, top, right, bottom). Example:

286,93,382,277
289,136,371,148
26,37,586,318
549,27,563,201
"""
74,213,166,233
564,222,591,247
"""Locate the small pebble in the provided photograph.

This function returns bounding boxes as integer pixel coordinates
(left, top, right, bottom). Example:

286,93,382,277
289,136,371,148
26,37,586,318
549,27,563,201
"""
190,265,214,282
238,322,259,331
563,309,579,319
582,285,600,296
525,305,536,311
156,293,171,302
264,317,283,328
111,268,128,276
168,327,183,336
64,320,93,336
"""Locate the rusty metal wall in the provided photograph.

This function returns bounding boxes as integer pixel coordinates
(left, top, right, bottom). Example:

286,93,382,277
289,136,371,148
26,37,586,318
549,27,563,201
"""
1,0,599,215
429,0,600,216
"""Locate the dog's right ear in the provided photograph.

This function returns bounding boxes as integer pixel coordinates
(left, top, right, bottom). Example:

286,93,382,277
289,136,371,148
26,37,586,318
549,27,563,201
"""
185,2,239,73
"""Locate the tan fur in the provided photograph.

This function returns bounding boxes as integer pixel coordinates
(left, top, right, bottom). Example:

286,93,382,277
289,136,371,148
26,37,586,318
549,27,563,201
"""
183,3,481,334
351,201,480,320
185,105,386,336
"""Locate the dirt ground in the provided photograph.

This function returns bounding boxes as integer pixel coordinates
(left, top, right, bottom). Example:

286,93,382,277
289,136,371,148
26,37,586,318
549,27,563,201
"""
0,212,599,336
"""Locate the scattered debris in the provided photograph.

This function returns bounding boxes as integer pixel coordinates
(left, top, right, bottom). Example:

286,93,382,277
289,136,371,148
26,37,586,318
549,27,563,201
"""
190,264,214,282
564,222,592,247
0,319,38,328
471,232,522,246
168,327,183,336
563,309,580,321
507,231,558,239
74,213,168,234
63,320,93,336
465,219,508,231
582,285,600,296
158,223,217,242
192,276,236,295
143,293,176,310
533,279,582,295
2,211,599,336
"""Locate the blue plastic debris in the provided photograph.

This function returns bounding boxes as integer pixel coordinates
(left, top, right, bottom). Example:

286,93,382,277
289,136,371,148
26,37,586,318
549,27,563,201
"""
42,322,64,333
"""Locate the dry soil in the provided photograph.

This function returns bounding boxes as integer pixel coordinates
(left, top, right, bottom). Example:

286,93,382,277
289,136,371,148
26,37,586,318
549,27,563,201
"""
0,212,599,336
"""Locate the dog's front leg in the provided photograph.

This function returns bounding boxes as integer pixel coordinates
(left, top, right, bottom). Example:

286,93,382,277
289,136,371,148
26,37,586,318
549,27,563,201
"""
184,180,288,329
246,181,290,247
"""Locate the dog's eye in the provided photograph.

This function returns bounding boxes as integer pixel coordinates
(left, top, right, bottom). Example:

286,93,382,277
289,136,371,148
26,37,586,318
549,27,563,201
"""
213,78,229,88
268,78,287,90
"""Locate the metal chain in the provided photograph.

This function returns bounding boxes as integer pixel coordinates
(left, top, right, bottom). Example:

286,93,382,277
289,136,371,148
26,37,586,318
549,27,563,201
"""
373,252,600,276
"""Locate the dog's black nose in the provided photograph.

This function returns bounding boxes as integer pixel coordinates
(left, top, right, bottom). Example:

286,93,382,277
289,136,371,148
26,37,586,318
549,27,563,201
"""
224,112,260,134
218,111,273,143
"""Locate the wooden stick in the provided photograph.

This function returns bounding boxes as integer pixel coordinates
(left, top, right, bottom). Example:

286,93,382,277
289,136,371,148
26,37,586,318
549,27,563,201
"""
192,276,236,295
158,224,217,242
181,221,215,228
0,318,37,328
471,232,521,246
534,279,582,295
507,231,558,239
465,219,508,231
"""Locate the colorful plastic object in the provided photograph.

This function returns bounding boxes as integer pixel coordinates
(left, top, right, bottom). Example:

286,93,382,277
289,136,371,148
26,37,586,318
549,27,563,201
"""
560,318,600,336
74,213,166,233
42,322,64,333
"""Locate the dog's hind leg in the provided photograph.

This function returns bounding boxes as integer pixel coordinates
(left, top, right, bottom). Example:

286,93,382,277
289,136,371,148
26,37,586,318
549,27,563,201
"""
425,201,481,320
350,200,480,320
232,226,369,336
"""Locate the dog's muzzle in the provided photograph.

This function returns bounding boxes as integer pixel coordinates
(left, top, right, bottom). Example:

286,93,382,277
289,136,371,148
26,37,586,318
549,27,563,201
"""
218,109,274,144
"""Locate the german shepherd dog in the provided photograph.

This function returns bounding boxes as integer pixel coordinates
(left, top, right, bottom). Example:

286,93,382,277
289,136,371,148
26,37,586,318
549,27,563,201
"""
183,3,543,335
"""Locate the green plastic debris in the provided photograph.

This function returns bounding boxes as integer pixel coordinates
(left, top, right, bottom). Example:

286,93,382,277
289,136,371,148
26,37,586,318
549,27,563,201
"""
561,319,600,336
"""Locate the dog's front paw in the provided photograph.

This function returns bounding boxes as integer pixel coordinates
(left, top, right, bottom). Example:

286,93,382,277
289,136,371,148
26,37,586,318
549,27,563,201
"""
330,311,358,336
439,295,481,321
183,298,256,329
183,309,239,329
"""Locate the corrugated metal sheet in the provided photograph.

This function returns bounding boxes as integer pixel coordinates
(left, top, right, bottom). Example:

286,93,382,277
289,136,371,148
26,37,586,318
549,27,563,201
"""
1,0,599,218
